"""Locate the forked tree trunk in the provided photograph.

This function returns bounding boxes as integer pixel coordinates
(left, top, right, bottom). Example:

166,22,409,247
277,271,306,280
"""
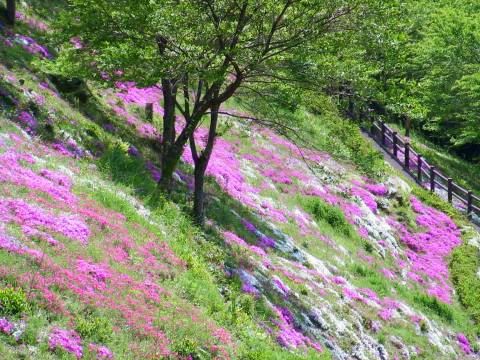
6,0,15,25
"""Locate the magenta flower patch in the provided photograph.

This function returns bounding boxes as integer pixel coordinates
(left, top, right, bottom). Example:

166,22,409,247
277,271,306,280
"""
88,343,113,359
48,327,83,358
0,318,14,334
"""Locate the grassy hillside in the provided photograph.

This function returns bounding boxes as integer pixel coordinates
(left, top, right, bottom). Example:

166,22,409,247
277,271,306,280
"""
0,2,480,360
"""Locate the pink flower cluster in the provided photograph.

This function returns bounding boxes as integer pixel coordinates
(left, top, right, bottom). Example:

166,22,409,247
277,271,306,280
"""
15,11,49,31
223,231,266,257
272,276,290,297
115,82,164,115
389,197,461,303
457,333,472,355
350,186,377,213
88,343,113,359
17,111,37,132
364,183,388,196
48,327,83,358
0,318,14,334
0,198,90,245
272,306,323,353
14,34,52,59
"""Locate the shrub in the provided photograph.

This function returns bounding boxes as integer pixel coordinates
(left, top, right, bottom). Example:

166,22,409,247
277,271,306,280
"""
414,293,453,323
170,337,205,359
450,244,480,333
75,315,112,343
303,198,352,236
0,287,28,316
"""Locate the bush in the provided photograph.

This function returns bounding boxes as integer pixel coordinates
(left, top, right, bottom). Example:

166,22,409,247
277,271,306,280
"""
75,315,112,343
303,198,352,236
450,244,480,333
414,293,453,323
0,287,28,316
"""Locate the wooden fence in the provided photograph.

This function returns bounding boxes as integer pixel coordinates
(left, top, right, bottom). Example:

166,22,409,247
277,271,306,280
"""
369,121,480,218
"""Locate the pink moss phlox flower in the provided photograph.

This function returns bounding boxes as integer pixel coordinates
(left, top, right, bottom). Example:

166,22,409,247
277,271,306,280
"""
272,306,323,352
48,327,83,358
15,11,49,31
379,268,396,280
115,82,164,114
259,235,275,248
0,318,14,334
223,231,266,257
0,198,90,245
382,297,401,310
457,333,472,355
70,37,84,49
359,288,381,304
410,315,422,324
88,344,113,359
17,111,37,131
371,320,381,333
358,226,369,239
40,169,72,188
76,259,111,284
364,183,388,196
242,219,257,233
272,276,290,296
389,197,461,303
343,287,364,302
332,276,346,285
127,145,140,157
23,226,62,248
351,186,377,213
378,308,394,321
15,34,52,58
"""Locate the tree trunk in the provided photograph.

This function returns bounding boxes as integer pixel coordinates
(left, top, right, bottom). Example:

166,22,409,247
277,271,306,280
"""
193,159,207,225
158,78,177,193
6,0,15,25
404,116,411,137
190,90,220,225
145,103,153,123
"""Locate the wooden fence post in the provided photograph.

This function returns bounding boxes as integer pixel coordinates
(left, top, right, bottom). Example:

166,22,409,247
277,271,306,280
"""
145,103,153,123
447,178,453,203
430,166,435,192
404,142,410,172
467,191,473,214
417,154,422,183
381,121,386,146
393,132,398,158
6,0,16,26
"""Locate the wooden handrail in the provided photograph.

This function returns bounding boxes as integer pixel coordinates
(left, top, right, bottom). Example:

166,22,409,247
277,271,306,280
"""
368,120,480,218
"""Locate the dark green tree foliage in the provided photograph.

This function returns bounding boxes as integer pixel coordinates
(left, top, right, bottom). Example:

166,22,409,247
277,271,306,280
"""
326,0,480,160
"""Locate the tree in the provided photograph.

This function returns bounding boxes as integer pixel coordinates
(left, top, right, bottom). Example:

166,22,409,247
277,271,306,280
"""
6,0,15,25
53,0,389,223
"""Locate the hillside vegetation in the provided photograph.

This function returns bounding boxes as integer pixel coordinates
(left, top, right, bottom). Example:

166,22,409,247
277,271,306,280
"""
0,2,480,360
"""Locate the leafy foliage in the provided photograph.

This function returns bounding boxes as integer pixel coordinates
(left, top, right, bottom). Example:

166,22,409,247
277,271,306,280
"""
0,287,28,316
303,197,352,236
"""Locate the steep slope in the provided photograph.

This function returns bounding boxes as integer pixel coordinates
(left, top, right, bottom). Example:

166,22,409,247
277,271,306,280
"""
0,3,479,360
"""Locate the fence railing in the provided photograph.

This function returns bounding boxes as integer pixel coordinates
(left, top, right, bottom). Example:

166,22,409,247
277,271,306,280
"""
369,121,480,218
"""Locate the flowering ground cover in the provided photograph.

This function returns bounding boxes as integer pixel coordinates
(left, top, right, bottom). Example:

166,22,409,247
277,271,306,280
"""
0,3,480,359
